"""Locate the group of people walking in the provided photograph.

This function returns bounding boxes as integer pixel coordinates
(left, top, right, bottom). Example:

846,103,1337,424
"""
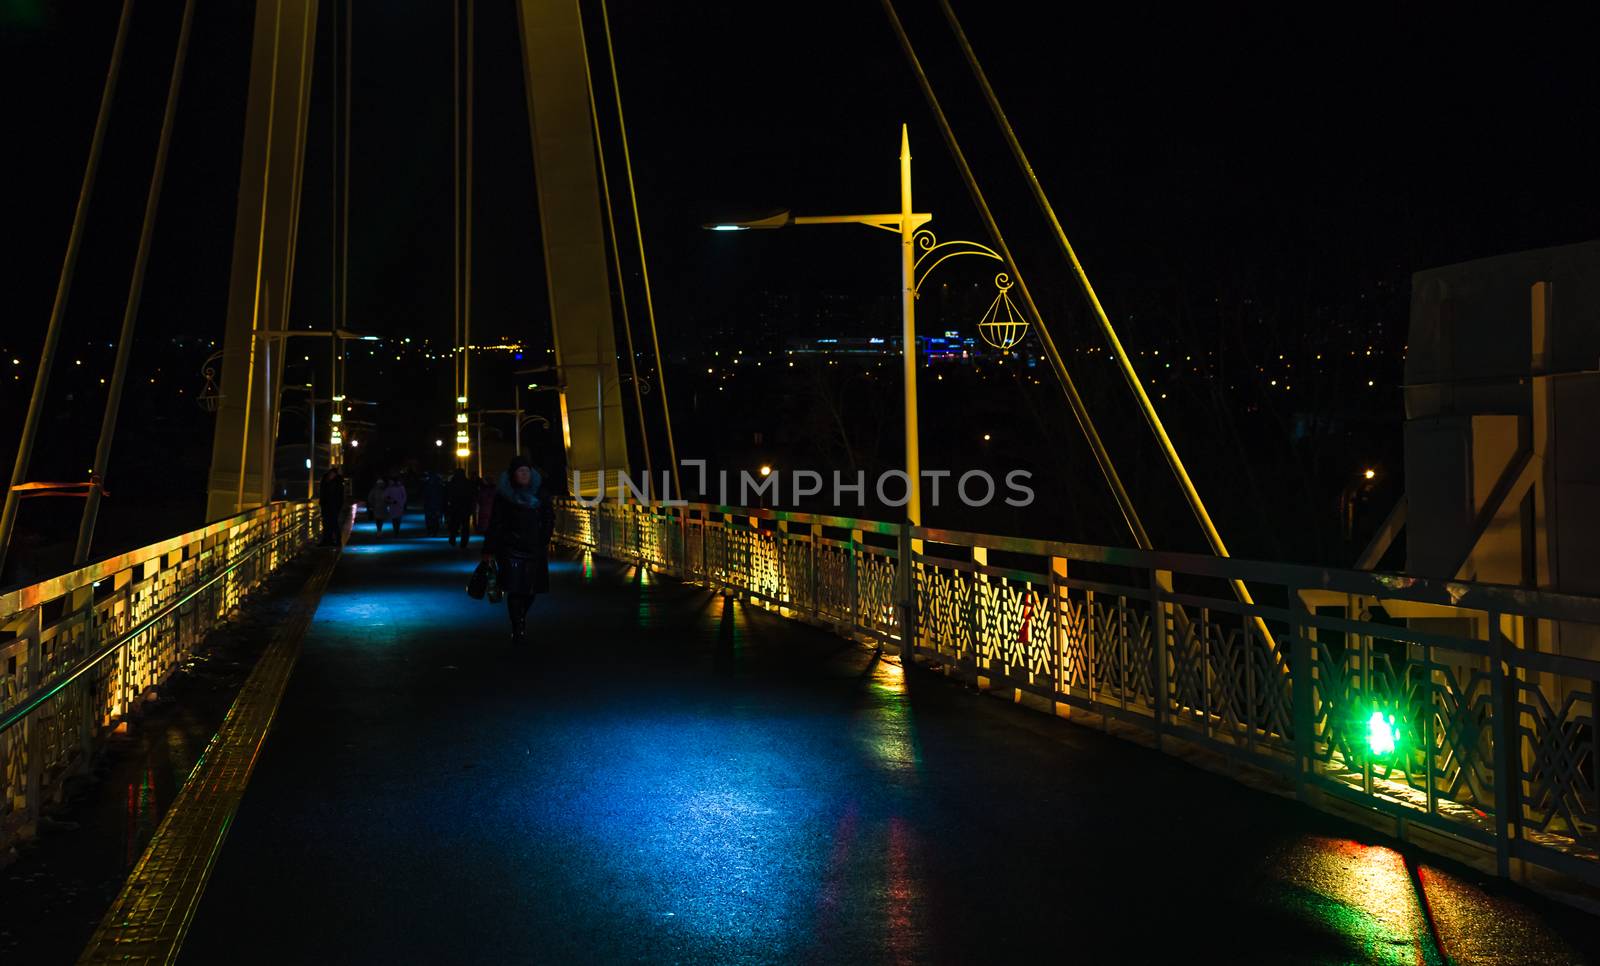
364,476,411,533
359,468,497,540
318,457,555,647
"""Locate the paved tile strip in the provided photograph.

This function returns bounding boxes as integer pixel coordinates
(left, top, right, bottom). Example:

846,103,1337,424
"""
78,550,340,966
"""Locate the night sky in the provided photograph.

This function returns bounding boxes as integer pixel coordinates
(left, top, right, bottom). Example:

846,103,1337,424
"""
4,1,1597,566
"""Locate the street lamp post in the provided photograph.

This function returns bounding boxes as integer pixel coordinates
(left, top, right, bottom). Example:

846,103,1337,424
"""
706,125,1003,528
278,383,323,499
280,387,377,500
519,363,637,501
256,326,378,470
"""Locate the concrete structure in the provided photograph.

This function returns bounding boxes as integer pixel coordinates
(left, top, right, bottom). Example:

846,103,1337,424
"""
1405,240,1600,662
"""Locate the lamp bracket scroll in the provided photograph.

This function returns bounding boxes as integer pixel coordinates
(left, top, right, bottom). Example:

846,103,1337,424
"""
911,230,1004,298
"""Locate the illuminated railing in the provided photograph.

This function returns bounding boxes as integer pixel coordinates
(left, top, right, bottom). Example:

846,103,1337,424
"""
554,497,1600,889
0,501,318,851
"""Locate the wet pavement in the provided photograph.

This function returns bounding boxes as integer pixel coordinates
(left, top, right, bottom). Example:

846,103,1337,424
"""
0,555,320,965
176,530,1600,964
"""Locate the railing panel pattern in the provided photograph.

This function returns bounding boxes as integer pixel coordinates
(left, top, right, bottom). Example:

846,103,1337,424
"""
0,502,317,851
1516,679,1597,856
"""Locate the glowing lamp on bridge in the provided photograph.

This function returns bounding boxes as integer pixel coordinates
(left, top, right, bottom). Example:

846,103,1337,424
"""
702,209,793,231
977,274,1028,351
1366,710,1398,757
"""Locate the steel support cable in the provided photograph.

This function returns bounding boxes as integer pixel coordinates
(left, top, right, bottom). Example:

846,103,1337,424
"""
330,0,341,453
598,0,681,501
271,7,318,491
937,0,1267,622
233,3,286,513
340,0,352,410
937,5,1272,652
74,0,199,565
576,8,655,487
879,0,1151,550
452,0,461,408
0,0,135,580
464,0,474,412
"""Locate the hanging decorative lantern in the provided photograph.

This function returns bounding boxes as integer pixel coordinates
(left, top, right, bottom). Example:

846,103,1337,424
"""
977,273,1028,351
196,351,224,412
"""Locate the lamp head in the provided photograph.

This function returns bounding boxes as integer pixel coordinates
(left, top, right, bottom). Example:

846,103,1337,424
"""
702,209,792,231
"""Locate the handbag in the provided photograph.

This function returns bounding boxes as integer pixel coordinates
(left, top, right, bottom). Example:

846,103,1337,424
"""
467,558,497,600
486,562,503,603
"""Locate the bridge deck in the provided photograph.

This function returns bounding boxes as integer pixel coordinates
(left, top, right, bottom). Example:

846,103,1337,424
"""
173,529,1597,964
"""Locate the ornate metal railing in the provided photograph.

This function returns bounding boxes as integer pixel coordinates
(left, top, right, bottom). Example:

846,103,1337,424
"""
554,497,1600,889
0,502,318,850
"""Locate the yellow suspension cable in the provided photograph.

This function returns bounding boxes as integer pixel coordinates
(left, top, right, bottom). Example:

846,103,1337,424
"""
880,0,1151,550
0,0,134,577
263,7,316,502
329,0,341,458
75,0,199,564
235,2,286,514
937,0,1270,639
464,0,474,417
339,0,352,417
452,0,460,410
598,0,680,501
939,3,1246,555
577,6,654,486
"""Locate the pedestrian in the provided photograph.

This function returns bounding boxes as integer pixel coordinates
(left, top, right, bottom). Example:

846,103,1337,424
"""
367,477,389,533
384,476,408,534
445,467,476,547
318,467,346,546
482,455,553,646
475,475,496,538
422,471,446,537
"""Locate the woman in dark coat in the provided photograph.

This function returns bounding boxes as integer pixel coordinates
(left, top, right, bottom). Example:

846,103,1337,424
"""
481,455,554,645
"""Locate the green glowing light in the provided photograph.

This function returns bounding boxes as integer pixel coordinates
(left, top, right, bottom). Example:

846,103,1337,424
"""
1366,711,1397,757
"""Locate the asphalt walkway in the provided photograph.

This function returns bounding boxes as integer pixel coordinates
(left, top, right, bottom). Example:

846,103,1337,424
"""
176,528,1600,964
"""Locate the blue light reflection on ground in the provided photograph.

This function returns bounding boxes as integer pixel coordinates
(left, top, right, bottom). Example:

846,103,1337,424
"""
307,541,925,957
339,541,412,556
504,711,832,952
492,639,926,957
